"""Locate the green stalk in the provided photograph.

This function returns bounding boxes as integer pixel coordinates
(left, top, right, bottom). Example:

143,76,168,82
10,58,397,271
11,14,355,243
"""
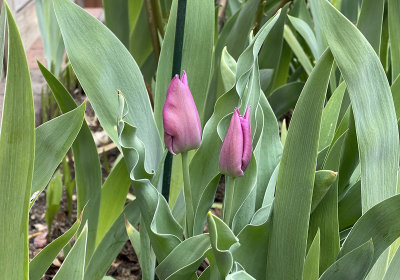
161,0,188,201
223,176,236,227
182,151,194,237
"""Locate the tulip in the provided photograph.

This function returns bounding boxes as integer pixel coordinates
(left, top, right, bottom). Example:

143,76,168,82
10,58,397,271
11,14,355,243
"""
162,71,202,155
219,107,252,177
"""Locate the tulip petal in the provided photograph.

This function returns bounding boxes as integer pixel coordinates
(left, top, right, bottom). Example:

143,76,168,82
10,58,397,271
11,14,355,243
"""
162,72,202,154
219,109,244,177
181,70,189,87
240,106,252,172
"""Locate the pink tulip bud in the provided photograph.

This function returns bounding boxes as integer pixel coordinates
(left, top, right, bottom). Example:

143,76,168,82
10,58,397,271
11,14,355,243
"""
219,107,252,177
162,71,202,155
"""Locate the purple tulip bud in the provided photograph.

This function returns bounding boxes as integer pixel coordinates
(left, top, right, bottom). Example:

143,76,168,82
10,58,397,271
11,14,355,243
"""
219,107,252,177
162,71,202,155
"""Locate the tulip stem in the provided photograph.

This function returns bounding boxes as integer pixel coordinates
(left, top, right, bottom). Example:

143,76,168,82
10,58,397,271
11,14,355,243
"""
223,176,236,227
181,151,194,237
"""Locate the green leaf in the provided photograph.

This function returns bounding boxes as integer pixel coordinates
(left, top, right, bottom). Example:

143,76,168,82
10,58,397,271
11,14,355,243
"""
357,0,384,54
54,0,162,172
340,0,359,23
319,2,400,276
384,245,400,280
96,158,131,246
126,216,156,280
31,102,86,200
303,230,320,280
0,4,34,278
45,171,63,230
85,201,141,280
391,76,400,120
265,50,333,279
254,93,282,210
320,240,374,280
338,194,400,271
338,180,361,230
226,270,256,280
283,24,313,75
389,0,400,81
29,217,81,280
232,215,271,279
288,15,320,59
103,0,130,47
318,0,399,211
318,81,346,151
309,132,346,272
117,94,182,262
155,234,211,280
311,170,337,213
267,81,304,119
53,224,88,280
38,61,100,260
35,0,64,76
207,213,239,278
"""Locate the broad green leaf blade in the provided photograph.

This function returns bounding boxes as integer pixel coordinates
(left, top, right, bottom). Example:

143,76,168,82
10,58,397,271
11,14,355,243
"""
303,230,320,280
84,201,141,280
338,180,361,230
384,245,400,280
267,82,304,119
311,170,337,213
207,213,238,278
391,76,400,120
266,50,333,279
318,0,399,212
0,4,34,279
319,2,400,276
283,25,313,75
155,234,210,280
126,215,156,280
318,82,346,151
103,0,130,47
31,102,86,198
128,1,153,78
340,0,359,23
309,132,346,272
96,158,131,246
117,94,182,262
226,271,256,280
320,240,374,280
357,0,384,54
389,0,400,81
338,194,400,270
254,93,282,210
35,0,65,76
38,61,101,259
288,15,319,59
193,175,221,235
53,224,88,280
154,0,214,132
54,0,162,172
29,217,81,280
232,216,271,279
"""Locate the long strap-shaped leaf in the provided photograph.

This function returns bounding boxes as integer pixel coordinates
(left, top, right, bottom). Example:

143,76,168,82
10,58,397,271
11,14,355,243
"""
29,217,81,279
0,4,33,279
53,0,162,173
318,0,399,213
319,3,399,278
265,50,333,279
38,61,101,259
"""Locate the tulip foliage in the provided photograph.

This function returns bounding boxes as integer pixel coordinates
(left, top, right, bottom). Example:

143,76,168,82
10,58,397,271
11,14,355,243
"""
1,0,400,279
